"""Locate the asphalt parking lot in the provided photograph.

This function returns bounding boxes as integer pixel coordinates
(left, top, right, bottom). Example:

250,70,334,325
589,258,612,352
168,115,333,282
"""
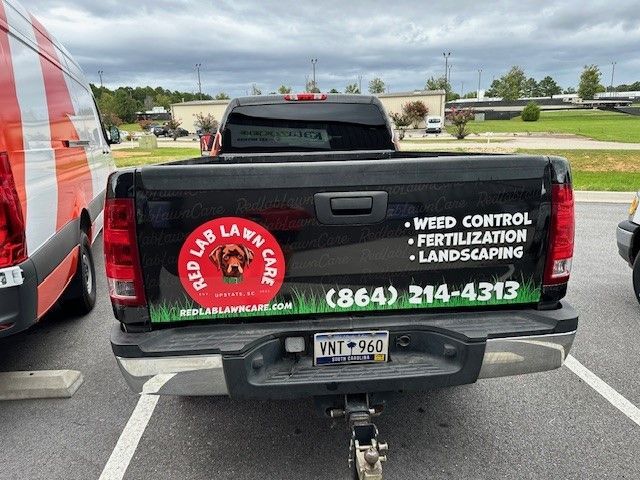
1,202,639,480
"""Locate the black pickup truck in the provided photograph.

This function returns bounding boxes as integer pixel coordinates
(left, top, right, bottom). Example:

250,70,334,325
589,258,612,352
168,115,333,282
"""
106,94,577,478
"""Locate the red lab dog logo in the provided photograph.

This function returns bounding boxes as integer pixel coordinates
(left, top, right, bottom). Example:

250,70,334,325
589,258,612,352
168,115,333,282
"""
209,244,254,283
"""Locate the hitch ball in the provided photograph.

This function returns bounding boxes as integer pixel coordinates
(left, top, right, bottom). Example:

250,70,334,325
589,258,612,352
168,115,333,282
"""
364,447,379,466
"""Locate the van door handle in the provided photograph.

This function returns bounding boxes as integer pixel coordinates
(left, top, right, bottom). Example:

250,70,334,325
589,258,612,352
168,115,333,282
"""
63,140,90,148
315,191,388,225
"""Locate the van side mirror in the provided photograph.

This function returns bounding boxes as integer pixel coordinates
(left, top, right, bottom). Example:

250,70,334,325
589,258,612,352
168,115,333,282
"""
108,126,121,145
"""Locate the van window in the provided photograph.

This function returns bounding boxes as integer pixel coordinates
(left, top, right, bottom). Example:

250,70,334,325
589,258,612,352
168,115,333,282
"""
221,103,394,152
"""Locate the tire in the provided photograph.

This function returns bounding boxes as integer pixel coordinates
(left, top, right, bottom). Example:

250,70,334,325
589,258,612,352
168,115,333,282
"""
62,232,97,315
633,255,640,305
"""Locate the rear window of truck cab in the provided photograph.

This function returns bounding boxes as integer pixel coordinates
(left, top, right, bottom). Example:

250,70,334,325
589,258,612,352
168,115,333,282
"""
221,103,394,152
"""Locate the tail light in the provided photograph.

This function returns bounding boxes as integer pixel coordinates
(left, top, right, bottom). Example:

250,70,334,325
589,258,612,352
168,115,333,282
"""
104,198,146,306
0,152,26,268
284,93,327,101
544,183,575,285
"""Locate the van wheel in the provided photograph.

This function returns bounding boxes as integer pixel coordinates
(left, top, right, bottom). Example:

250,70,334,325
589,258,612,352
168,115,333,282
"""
62,232,97,315
633,255,640,305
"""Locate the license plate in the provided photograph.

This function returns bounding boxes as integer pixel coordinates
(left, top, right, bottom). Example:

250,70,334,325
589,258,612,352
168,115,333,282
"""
314,331,389,366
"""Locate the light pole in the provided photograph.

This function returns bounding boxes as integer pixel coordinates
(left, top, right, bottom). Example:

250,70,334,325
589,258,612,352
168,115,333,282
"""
448,64,452,87
442,52,451,83
610,61,617,94
357,74,362,94
477,68,483,99
195,63,202,100
98,70,104,87
461,81,464,96
310,58,318,91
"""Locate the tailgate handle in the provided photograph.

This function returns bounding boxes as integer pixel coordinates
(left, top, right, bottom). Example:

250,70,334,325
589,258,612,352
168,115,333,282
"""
315,191,388,225
330,196,372,214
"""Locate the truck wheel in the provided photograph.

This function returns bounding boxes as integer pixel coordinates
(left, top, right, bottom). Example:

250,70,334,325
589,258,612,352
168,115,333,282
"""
62,232,97,315
633,255,640,305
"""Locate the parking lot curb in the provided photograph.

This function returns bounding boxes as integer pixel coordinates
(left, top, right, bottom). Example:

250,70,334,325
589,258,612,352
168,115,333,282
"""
0,370,84,401
574,191,634,204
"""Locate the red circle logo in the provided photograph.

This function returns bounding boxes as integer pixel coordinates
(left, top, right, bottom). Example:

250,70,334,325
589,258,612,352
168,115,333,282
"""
178,217,285,308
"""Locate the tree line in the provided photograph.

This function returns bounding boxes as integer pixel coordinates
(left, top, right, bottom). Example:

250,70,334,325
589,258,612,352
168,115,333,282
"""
463,65,623,101
422,64,636,102
93,64,631,125
92,79,392,125
90,84,230,124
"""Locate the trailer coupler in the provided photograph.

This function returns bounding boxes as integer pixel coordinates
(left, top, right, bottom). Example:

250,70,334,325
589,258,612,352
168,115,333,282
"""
329,394,388,480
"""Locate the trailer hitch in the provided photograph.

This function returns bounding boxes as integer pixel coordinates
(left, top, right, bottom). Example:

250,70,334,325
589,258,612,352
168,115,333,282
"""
329,394,388,480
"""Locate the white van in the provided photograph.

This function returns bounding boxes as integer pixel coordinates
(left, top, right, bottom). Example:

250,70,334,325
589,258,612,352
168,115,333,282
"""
0,0,115,337
425,115,443,134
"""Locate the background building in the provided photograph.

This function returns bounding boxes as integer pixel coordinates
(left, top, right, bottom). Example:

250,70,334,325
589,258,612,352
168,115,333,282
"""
170,100,231,133
377,90,446,127
171,90,446,133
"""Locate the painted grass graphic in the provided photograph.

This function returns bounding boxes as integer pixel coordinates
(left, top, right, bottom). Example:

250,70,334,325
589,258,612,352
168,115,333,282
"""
149,279,541,323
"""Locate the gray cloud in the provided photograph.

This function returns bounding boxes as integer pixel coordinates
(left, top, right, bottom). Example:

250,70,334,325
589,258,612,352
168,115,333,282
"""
23,0,640,96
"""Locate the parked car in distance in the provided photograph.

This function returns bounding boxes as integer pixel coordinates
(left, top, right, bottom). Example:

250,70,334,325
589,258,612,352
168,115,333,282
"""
152,125,168,137
616,191,640,303
425,115,443,134
167,127,189,138
0,0,115,338
196,127,218,137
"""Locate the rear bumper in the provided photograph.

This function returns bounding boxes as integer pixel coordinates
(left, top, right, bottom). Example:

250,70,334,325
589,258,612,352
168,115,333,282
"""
112,302,578,398
617,220,639,265
0,260,38,339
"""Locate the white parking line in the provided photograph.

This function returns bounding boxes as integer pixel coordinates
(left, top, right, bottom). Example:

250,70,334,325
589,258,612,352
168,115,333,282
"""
98,394,159,480
99,374,175,480
565,355,640,427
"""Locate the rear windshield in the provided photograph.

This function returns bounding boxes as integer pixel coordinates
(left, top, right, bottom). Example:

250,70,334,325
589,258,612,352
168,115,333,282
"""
221,103,394,153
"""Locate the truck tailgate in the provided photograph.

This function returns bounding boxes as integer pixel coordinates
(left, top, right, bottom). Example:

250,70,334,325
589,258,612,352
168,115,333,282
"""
135,154,551,325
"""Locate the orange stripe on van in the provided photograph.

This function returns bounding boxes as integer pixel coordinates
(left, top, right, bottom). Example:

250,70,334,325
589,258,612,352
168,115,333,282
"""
30,15,93,231
0,3,27,221
36,246,78,319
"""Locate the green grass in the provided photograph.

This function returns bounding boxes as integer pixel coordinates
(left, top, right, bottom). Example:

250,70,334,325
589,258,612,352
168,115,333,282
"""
113,146,200,167
402,146,640,191
516,149,640,191
453,109,640,143
401,137,507,143
118,123,143,132
149,281,541,323
570,171,640,191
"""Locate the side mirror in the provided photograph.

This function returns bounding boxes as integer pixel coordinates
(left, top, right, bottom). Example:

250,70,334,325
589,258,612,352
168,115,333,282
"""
108,126,121,145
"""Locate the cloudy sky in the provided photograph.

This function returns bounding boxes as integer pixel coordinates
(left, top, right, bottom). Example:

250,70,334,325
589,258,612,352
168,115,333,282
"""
24,0,640,96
